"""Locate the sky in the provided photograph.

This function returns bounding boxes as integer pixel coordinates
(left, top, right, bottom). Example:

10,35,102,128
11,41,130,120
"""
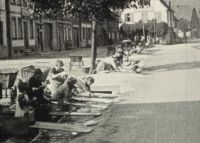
165,0,200,9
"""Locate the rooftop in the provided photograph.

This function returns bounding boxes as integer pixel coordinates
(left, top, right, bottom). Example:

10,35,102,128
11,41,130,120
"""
171,5,194,21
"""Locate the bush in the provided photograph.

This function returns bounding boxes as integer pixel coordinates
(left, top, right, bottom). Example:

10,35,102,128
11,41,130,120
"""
65,40,72,49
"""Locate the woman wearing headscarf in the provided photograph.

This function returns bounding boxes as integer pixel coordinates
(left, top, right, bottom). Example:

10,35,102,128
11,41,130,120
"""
48,60,68,99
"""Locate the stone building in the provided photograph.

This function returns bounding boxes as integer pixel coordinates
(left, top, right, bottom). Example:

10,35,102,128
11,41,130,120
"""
0,0,121,58
0,0,35,58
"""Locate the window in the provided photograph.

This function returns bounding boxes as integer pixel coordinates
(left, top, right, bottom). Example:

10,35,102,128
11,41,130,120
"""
12,17,17,40
22,0,27,7
142,12,148,23
0,21,3,45
64,27,68,40
30,19,34,39
68,27,71,40
131,13,134,22
11,0,16,5
82,27,86,39
108,32,111,39
64,27,71,41
155,12,162,21
16,0,21,6
86,28,90,40
18,18,23,39
88,28,91,40
125,13,131,22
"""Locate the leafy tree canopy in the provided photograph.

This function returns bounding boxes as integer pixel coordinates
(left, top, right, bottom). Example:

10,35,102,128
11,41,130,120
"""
30,0,150,20
177,18,190,34
156,22,168,38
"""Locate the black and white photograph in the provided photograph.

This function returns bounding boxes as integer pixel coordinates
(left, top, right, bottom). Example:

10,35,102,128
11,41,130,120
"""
0,0,200,142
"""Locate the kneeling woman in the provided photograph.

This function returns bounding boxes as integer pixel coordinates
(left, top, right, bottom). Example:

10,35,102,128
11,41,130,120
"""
15,80,32,119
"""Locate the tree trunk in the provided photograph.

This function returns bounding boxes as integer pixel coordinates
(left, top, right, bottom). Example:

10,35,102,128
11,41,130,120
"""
5,0,12,58
90,20,97,73
78,15,82,48
184,33,187,43
39,15,43,51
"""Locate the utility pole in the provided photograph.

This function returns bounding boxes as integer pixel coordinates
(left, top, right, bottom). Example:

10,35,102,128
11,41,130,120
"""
78,14,82,49
154,19,156,44
5,0,12,58
90,20,97,73
39,14,43,51
154,19,157,44
143,22,145,38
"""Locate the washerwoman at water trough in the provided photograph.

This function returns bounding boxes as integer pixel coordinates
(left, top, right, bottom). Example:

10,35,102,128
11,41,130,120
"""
94,46,123,73
48,60,68,99
72,76,95,97
27,69,51,121
15,80,32,119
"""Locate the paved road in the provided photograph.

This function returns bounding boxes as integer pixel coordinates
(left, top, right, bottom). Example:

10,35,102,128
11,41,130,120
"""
70,43,200,143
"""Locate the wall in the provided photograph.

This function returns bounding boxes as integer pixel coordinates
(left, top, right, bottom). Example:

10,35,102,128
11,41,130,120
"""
0,0,36,58
121,0,168,24
0,0,8,57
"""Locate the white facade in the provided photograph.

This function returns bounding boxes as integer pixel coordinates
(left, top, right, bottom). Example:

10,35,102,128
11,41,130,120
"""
121,0,175,27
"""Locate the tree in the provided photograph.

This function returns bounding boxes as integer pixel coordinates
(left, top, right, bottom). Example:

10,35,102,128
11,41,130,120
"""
156,22,168,38
177,18,190,43
30,0,150,72
190,8,200,38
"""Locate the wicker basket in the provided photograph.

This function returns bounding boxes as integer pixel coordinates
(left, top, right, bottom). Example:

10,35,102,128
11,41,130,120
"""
0,69,18,89
70,56,83,63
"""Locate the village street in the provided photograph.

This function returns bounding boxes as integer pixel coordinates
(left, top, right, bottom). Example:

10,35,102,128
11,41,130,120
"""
1,43,200,143
68,42,200,143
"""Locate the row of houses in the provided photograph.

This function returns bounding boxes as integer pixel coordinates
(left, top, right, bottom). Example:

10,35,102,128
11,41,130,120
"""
0,0,121,58
120,0,200,44
1,0,200,58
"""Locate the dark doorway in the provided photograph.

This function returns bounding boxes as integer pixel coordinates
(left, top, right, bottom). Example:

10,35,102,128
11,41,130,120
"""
23,21,29,49
43,23,53,51
58,24,65,51
0,21,3,45
73,27,79,48
35,24,43,51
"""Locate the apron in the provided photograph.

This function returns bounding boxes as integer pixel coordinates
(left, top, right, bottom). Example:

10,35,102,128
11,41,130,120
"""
15,93,30,118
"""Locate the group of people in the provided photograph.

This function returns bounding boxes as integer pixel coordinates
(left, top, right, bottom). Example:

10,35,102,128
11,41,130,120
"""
95,42,145,74
15,60,95,121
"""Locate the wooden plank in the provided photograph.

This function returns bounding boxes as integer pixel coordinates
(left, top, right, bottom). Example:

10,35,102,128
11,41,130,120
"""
91,91,112,94
30,122,93,133
79,94,118,99
31,114,66,143
71,96,113,104
71,103,109,110
91,86,120,92
50,111,102,117
92,85,121,94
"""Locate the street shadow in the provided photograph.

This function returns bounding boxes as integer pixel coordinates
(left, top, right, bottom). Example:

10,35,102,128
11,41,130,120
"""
144,61,200,72
73,100,200,143
141,49,162,55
